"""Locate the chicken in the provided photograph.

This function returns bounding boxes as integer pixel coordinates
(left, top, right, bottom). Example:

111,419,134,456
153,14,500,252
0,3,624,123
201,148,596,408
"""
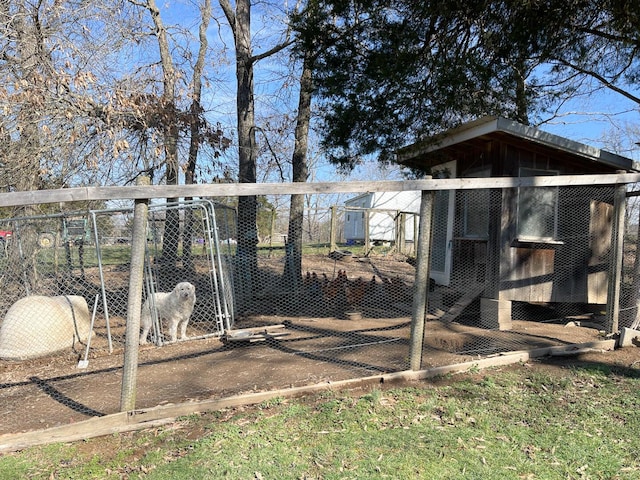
303,271,322,295
322,270,347,301
382,275,410,301
345,275,379,308
320,272,374,310
303,271,312,288
345,276,367,308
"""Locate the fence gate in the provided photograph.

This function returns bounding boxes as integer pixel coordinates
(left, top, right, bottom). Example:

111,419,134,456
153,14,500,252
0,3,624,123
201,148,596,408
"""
93,199,236,347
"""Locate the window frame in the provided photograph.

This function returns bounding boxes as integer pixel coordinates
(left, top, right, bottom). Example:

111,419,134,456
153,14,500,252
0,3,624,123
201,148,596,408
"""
461,166,491,239
516,167,560,242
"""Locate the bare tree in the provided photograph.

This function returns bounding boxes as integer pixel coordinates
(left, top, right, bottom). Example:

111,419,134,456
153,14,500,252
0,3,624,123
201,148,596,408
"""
132,0,182,265
0,1,167,193
218,0,292,296
0,0,244,208
118,0,231,269
0,2,43,197
184,0,212,274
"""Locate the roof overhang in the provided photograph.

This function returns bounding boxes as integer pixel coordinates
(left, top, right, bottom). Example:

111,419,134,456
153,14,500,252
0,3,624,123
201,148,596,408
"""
397,116,636,172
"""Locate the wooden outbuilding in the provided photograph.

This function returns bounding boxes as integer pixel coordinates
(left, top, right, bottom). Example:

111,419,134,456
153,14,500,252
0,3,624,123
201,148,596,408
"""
397,116,637,329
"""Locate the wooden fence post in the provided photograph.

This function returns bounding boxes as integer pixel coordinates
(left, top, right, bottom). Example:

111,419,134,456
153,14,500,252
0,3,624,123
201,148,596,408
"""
330,205,338,252
629,200,640,329
606,178,626,334
409,186,435,371
120,176,150,412
364,209,370,254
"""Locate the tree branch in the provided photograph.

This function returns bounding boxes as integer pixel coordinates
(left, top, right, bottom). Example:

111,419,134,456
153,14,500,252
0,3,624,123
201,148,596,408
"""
218,0,236,37
551,57,640,105
252,38,295,63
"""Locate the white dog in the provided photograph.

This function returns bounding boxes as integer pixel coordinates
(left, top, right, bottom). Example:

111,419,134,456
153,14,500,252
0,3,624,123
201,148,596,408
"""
139,282,196,345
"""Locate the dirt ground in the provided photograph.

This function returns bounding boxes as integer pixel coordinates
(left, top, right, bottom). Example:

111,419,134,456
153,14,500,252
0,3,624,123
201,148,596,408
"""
0,315,612,438
0,253,627,438
1,330,638,461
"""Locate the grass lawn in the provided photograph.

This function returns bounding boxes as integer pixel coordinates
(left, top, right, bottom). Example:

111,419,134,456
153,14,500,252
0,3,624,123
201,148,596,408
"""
1,355,639,479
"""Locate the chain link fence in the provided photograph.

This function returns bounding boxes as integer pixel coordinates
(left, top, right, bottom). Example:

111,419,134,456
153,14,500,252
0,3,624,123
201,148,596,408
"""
0,179,636,436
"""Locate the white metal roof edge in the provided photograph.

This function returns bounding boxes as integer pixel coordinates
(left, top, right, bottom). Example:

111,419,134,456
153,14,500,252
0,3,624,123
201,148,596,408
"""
397,116,634,171
344,191,373,205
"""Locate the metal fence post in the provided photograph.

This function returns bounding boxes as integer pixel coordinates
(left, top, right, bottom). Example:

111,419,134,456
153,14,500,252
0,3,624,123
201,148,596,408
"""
120,176,150,411
409,186,435,371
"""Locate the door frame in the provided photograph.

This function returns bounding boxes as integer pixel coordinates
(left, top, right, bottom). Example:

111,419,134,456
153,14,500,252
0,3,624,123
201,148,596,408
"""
430,161,456,286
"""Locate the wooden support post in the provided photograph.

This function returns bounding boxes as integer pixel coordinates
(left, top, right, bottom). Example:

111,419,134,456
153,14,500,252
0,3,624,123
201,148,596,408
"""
120,176,150,412
606,179,626,334
329,205,338,252
268,208,276,258
631,207,640,329
413,213,419,256
364,209,370,254
409,186,435,371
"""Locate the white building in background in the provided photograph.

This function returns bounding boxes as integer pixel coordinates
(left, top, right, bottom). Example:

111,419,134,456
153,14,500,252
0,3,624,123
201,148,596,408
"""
343,191,421,244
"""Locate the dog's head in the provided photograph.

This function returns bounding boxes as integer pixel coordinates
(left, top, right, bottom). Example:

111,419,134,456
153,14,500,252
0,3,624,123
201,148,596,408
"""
174,282,196,300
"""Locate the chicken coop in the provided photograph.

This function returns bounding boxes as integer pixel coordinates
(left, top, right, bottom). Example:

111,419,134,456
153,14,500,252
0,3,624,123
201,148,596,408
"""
397,116,637,330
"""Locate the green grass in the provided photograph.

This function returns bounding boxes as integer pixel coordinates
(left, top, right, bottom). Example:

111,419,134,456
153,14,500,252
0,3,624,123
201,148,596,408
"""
1,361,639,479
6,242,371,273
255,242,397,258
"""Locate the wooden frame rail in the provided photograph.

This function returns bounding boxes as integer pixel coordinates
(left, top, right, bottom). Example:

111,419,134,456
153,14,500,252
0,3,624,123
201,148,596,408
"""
1,173,639,208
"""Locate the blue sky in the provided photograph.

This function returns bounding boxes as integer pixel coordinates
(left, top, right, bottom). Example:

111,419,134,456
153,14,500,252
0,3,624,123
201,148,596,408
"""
541,88,640,161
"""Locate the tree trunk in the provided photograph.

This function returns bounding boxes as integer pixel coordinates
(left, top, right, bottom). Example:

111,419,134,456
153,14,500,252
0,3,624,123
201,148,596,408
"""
147,0,180,269
8,2,44,198
183,96,199,276
220,0,259,300
162,123,181,270
6,2,49,288
184,0,212,278
283,51,313,290
513,55,529,125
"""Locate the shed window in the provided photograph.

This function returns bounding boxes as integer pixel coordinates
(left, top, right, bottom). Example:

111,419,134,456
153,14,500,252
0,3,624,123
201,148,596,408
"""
462,166,491,238
517,167,558,240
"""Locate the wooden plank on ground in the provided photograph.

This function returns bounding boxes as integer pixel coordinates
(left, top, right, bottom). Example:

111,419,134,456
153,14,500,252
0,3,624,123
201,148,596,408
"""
221,324,288,343
439,284,485,323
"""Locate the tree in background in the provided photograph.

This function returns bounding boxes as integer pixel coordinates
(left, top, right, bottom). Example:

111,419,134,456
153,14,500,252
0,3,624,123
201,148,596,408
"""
219,0,292,297
282,40,315,290
293,0,640,169
539,1,640,110
129,0,231,268
184,0,213,275
134,0,182,266
0,1,142,287
0,2,134,197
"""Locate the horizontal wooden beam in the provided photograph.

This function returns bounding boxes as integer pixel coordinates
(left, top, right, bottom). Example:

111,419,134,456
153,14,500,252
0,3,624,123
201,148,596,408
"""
1,173,639,208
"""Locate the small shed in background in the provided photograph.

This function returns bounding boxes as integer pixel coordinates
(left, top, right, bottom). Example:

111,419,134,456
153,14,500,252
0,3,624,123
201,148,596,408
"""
397,116,636,330
343,190,420,248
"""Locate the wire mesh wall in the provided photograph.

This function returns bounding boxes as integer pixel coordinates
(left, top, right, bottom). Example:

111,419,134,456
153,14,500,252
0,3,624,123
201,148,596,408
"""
0,181,636,436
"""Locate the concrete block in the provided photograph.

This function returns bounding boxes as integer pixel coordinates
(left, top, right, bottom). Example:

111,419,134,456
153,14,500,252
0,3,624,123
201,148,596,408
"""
619,327,640,348
480,298,512,330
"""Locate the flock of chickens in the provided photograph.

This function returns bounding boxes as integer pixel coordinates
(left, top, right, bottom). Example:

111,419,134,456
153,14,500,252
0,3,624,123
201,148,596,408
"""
302,269,410,310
